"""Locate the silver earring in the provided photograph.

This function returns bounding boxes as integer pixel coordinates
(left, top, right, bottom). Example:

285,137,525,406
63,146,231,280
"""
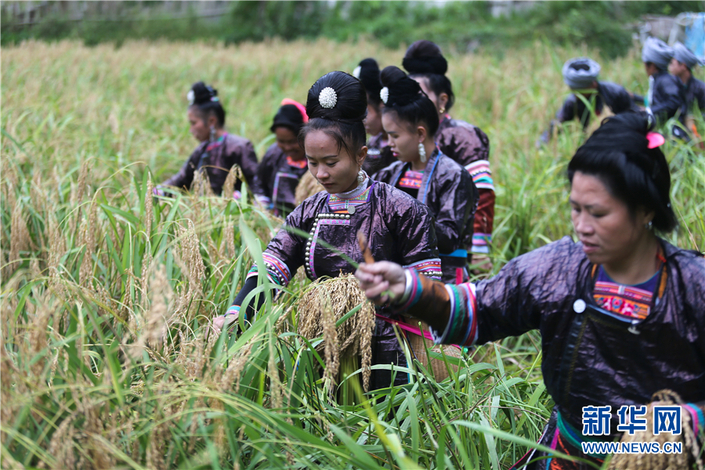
357,169,365,184
418,143,426,163
646,220,653,230
209,126,216,142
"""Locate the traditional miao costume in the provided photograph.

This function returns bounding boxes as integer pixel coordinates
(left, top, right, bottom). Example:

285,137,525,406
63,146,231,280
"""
642,37,685,124
252,99,310,215
539,58,641,144
253,143,309,216
391,236,705,469
672,42,705,121
227,177,442,390
162,133,258,197
373,149,476,283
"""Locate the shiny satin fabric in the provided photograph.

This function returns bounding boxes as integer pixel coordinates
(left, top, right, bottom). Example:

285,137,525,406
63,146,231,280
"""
256,181,443,389
373,150,476,282
163,133,258,196
252,143,309,216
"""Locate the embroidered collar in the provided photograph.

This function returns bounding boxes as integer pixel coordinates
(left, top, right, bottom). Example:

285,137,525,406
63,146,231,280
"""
286,155,307,169
327,178,373,213
206,133,227,152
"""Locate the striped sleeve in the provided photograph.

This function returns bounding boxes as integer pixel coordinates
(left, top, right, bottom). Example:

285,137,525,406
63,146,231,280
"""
246,252,293,286
465,159,494,191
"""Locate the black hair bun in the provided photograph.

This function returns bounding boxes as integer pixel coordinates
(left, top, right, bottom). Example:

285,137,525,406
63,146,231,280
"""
305,71,367,123
402,40,448,75
355,58,382,98
190,81,218,105
380,66,423,107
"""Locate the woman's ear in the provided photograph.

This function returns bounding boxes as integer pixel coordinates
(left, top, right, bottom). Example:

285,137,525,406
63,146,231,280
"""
417,125,428,144
208,114,218,128
438,92,449,112
358,146,368,166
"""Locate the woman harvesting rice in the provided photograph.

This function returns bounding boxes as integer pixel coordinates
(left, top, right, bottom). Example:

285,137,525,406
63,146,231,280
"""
253,99,309,216
214,71,442,390
357,112,705,469
403,40,495,269
373,66,476,284
156,81,258,197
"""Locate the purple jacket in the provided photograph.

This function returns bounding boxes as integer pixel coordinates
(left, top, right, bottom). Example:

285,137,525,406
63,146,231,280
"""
252,143,309,216
436,115,490,167
473,237,705,431
247,180,442,390
373,150,476,282
163,133,258,196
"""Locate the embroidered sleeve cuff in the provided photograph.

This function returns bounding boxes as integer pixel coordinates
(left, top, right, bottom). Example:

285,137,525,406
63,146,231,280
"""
225,305,240,316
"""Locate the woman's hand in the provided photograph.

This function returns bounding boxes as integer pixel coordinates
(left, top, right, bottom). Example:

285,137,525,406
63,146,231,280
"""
355,261,406,305
213,310,239,332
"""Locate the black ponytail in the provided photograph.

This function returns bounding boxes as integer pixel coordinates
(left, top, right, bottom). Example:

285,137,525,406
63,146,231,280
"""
568,112,677,233
189,81,226,127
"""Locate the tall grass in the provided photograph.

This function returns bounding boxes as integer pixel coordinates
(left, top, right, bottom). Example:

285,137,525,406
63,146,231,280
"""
1,38,703,469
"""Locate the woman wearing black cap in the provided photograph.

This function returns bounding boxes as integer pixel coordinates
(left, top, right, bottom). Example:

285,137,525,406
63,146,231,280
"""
403,40,495,270
353,58,397,175
253,99,310,216
157,82,258,197
215,71,443,391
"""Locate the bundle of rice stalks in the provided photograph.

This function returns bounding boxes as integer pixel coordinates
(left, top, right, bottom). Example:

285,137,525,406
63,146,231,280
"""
296,273,375,391
607,389,703,470
295,171,324,205
403,319,461,382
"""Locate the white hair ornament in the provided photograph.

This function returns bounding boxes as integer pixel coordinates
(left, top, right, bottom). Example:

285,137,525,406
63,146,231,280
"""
380,87,389,104
319,87,338,109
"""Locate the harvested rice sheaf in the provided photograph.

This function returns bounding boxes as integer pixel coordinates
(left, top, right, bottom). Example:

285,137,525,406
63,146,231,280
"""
296,273,375,390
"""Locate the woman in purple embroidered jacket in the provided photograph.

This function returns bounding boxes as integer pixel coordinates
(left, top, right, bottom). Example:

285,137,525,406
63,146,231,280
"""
156,82,258,197
352,58,397,175
356,113,705,470
373,66,476,284
253,99,309,216
403,40,495,266
213,71,443,390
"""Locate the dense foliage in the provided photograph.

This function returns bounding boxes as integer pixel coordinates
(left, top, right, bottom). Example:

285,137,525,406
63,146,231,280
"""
3,1,703,58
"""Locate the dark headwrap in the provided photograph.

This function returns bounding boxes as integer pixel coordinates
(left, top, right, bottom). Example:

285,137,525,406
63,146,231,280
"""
562,57,601,89
673,42,703,69
642,37,674,71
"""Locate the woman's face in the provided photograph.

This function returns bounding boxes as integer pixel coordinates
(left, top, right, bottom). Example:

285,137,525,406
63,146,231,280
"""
304,130,365,194
382,112,420,163
570,172,652,268
274,126,304,161
668,58,687,77
188,107,210,143
364,102,384,136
